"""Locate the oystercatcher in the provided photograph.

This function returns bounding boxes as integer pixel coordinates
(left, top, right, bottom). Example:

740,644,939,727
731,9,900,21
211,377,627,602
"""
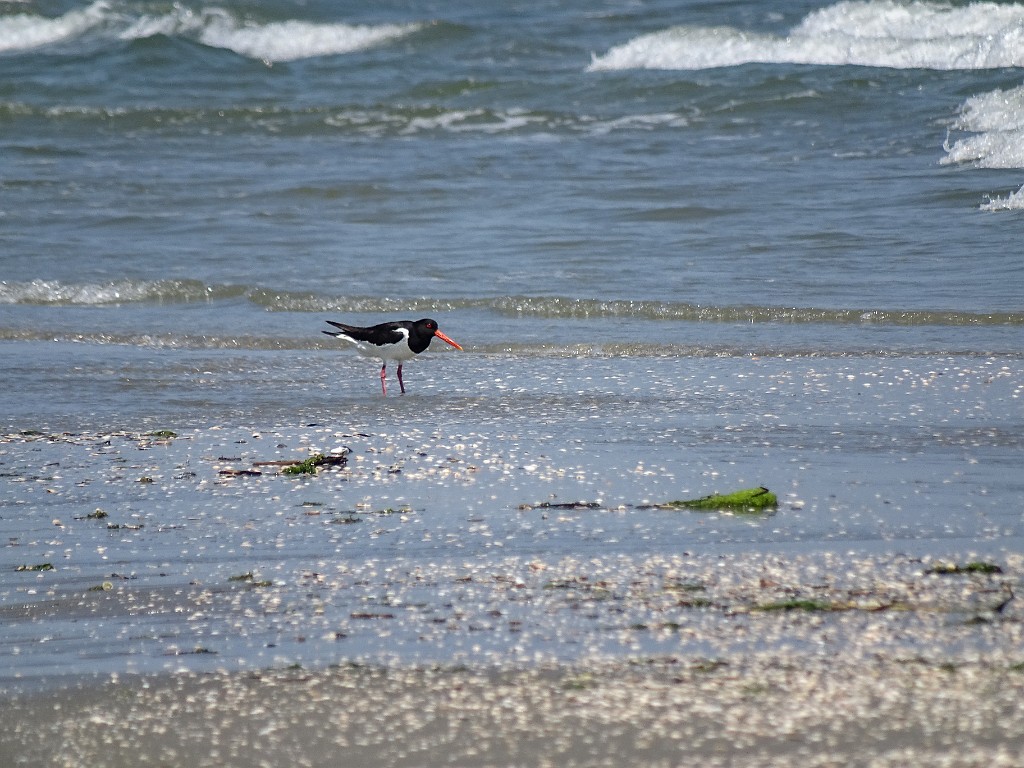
322,318,463,395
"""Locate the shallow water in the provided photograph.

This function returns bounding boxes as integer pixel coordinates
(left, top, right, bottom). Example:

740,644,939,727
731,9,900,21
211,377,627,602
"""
1,0,1023,690
2,354,1021,688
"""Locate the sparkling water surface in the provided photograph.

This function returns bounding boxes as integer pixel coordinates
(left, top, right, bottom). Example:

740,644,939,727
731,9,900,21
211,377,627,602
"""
1,0,1022,688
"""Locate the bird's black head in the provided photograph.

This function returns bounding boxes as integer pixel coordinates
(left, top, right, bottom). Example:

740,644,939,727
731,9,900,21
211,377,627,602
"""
412,318,462,352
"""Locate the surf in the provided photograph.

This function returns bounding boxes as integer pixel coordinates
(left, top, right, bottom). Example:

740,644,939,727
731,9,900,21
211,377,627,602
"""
0,1,423,61
943,85,1024,210
587,1,1024,71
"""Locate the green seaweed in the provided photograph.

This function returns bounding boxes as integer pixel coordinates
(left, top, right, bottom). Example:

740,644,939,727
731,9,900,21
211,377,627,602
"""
562,673,598,690
755,599,835,612
372,506,413,515
660,486,778,513
282,453,348,475
664,579,705,593
927,561,1003,575
15,563,54,572
147,430,178,439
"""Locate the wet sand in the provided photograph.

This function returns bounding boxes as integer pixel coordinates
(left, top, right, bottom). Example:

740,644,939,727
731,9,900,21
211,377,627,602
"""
3,651,1024,768
3,543,1024,766
2,356,1022,765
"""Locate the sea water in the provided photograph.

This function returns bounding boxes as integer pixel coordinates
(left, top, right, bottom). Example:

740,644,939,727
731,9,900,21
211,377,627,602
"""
1,0,1023,686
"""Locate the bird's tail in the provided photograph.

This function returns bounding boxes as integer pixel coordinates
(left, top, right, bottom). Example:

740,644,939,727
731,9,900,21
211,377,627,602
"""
322,329,356,344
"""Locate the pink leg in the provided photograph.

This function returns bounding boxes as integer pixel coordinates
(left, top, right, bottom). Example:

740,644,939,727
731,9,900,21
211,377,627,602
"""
380,363,387,396
397,364,406,394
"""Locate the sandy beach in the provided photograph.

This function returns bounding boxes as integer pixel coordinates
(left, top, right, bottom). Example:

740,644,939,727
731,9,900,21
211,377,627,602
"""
5,0,1024,764
2,354,1022,766
4,648,1024,767
4,428,1024,766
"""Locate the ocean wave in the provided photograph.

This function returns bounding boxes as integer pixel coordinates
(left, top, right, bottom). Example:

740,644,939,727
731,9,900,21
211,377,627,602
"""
4,281,1021,326
255,290,1023,327
941,84,1024,209
0,326,1015,359
1,100,691,138
0,0,109,53
0,279,245,305
944,85,1024,169
587,1,1024,71
0,1,422,61
122,7,423,62
979,186,1024,211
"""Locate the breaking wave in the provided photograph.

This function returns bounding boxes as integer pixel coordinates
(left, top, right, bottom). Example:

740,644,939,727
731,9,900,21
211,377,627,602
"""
0,279,245,305
588,1,1024,71
942,85,1024,210
0,1,423,61
3,280,1018,326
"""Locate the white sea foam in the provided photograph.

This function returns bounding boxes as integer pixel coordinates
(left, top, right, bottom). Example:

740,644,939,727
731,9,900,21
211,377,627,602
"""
944,86,1024,168
121,6,422,62
0,2,421,61
942,85,1024,210
588,1,1024,71
0,279,219,305
0,0,110,53
202,19,420,62
980,186,1024,211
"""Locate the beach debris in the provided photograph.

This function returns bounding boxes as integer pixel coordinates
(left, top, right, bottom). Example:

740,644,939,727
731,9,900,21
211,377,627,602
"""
659,486,778,513
15,563,54,572
282,452,349,475
229,572,273,587
251,449,350,475
926,561,1003,575
74,508,108,520
755,599,838,612
146,430,178,439
370,505,413,515
332,514,363,524
535,500,604,510
519,489,779,513
164,646,217,656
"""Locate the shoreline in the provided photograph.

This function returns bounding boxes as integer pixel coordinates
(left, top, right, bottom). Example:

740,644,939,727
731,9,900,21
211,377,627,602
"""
2,351,1022,765
3,653,1023,767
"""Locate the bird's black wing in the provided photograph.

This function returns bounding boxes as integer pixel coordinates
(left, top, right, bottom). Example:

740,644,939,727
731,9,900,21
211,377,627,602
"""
325,320,407,347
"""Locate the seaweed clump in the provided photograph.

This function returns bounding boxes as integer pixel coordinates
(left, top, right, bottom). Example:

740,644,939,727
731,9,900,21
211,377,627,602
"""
660,486,778,513
283,453,348,475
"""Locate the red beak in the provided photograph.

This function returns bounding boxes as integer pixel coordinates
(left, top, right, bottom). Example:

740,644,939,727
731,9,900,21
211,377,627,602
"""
434,329,463,350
